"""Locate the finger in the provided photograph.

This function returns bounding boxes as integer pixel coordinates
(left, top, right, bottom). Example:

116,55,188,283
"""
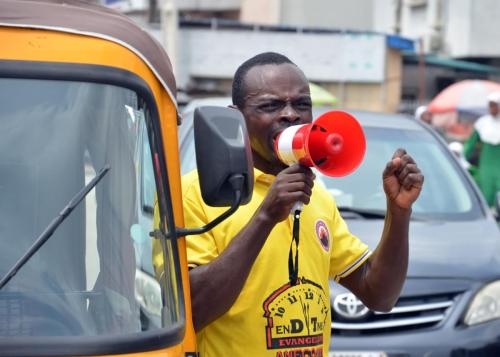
278,168,316,185
383,157,401,179
274,190,312,207
284,181,313,196
281,172,315,187
283,164,312,174
286,191,312,205
299,166,316,181
394,154,416,177
400,153,416,165
282,165,316,179
272,178,314,201
392,148,407,160
402,173,424,191
396,163,420,182
279,164,302,176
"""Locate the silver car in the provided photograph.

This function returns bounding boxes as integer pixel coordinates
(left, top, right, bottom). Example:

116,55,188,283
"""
179,101,500,356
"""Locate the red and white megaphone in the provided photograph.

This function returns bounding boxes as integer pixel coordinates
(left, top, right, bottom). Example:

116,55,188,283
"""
274,110,366,177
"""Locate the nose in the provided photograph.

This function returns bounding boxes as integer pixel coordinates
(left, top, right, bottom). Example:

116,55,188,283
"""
279,103,300,124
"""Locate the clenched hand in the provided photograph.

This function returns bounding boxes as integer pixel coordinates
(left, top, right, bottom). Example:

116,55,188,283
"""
259,164,315,223
383,148,424,210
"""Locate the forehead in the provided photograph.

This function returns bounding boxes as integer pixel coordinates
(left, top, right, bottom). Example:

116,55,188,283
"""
243,63,309,99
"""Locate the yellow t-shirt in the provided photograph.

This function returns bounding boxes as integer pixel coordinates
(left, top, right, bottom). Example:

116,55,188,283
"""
183,168,371,357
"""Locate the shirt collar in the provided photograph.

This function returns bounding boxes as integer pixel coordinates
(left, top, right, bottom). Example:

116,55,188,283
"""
253,167,276,185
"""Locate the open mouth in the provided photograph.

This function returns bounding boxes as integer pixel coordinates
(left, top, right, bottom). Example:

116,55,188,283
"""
269,131,284,159
271,128,285,145
272,124,294,141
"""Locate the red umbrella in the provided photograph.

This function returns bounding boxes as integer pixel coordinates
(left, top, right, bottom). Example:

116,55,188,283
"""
428,79,500,115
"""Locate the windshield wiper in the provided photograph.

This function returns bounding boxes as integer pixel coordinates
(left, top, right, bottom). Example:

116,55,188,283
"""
338,206,387,219
0,165,110,290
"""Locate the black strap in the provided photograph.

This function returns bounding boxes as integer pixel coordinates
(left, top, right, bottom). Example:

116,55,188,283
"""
288,209,301,286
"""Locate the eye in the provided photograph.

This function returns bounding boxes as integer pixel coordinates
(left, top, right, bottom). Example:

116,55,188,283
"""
258,101,284,112
294,100,312,111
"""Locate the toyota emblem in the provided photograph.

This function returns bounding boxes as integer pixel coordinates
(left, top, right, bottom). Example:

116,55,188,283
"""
333,293,370,319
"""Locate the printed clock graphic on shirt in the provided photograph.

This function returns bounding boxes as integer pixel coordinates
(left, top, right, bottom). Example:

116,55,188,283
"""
262,277,329,352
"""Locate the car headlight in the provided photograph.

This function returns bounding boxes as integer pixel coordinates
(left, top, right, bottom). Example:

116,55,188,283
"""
464,280,500,326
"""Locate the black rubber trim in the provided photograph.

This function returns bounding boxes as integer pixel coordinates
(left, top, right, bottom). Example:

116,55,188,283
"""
0,323,185,357
0,60,186,356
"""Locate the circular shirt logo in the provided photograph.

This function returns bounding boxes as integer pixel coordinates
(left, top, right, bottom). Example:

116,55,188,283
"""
262,278,329,352
315,220,330,252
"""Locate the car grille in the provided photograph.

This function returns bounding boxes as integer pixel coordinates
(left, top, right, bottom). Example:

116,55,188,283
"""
331,292,459,335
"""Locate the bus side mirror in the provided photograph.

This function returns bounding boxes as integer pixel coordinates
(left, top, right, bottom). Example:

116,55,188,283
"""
194,106,253,207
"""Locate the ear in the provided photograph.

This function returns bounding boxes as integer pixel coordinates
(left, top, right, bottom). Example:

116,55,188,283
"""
229,104,244,114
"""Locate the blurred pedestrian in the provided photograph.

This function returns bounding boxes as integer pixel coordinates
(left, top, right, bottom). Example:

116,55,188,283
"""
415,105,445,136
415,105,433,124
449,141,470,170
464,91,500,207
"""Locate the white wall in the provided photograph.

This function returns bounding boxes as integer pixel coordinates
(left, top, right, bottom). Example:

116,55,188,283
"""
280,0,373,30
176,28,387,88
443,0,470,57
390,0,500,58
240,0,374,30
464,0,500,57
176,0,241,11
240,0,281,25
373,0,397,34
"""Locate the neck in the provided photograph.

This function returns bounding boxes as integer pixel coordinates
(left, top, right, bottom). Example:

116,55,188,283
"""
252,153,287,176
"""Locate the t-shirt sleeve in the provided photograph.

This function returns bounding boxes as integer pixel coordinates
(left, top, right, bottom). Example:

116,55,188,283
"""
182,172,219,268
329,204,371,282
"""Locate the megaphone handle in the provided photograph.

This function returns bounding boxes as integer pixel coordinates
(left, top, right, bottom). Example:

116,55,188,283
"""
291,201,303,214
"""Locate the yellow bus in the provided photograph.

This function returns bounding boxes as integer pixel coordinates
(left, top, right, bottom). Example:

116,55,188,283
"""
0,1,252,356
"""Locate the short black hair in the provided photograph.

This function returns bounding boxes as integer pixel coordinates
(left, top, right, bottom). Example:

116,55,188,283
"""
232,52,296,108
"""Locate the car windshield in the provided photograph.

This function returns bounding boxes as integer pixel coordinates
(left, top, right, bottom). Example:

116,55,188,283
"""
180,107,482,221
318,124,480,221
0,78,180,337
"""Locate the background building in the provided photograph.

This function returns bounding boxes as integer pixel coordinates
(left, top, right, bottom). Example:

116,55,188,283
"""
103,0,500,113
239,0,500,111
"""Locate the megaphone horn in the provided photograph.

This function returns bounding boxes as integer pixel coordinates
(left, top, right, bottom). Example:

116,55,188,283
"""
274,110,366,177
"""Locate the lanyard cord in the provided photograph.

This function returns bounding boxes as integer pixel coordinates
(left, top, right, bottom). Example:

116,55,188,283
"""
288,209,301,286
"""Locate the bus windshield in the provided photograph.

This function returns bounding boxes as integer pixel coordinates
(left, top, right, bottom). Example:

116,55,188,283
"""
0,78,180,337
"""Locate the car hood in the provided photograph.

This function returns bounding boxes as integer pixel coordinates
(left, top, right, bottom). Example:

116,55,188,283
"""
346,217,500,280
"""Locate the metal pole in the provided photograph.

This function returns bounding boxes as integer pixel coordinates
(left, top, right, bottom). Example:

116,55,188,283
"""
418,37,426,105
161,0,178,77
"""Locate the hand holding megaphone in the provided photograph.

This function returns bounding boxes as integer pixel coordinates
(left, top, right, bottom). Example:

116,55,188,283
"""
274,110,366,212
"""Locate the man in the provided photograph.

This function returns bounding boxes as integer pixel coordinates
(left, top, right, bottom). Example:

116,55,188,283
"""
464,91,500,208
414,105,433,124
183,52,424,356
415,104,446,137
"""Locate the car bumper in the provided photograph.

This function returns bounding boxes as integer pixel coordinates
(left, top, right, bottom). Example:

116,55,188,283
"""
329,319,500,356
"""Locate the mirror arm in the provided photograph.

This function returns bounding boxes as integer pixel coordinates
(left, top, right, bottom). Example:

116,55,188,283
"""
150,174,245,240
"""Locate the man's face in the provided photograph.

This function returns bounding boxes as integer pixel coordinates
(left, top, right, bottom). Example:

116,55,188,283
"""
238,63,312,173
488,101,499,116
